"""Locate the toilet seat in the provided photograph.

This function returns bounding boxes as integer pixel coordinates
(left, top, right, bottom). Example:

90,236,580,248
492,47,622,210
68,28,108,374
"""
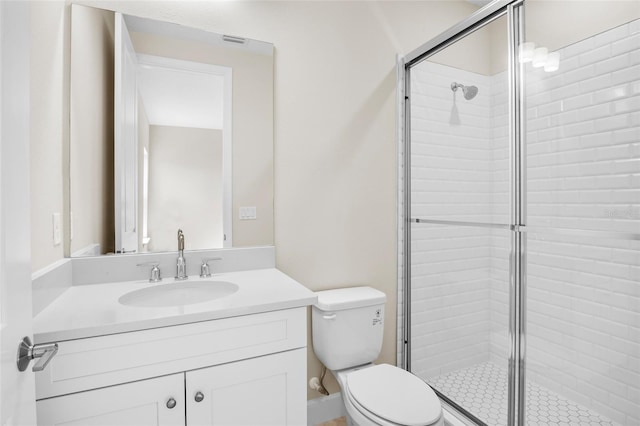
345,386,400,426
344,364,442,426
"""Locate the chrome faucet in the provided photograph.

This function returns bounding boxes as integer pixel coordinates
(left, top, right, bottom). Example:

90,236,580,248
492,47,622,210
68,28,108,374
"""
175,229,188,280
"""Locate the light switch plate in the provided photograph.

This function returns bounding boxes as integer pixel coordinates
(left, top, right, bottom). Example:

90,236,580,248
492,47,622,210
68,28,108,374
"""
239,206,257,220
52,213,62,246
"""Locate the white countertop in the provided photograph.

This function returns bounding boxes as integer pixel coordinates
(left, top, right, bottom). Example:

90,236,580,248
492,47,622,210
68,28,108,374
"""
33,268,317,343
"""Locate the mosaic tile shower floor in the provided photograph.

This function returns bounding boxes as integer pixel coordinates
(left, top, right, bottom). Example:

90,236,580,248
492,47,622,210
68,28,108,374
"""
428,362,619,426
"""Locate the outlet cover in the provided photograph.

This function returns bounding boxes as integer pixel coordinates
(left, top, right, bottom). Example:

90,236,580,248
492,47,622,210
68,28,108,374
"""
52,213,62,246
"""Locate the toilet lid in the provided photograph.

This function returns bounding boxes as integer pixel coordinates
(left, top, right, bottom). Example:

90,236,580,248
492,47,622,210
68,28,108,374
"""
347,364,441,426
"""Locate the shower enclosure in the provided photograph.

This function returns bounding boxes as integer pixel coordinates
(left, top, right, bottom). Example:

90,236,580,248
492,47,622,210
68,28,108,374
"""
398,1,639,425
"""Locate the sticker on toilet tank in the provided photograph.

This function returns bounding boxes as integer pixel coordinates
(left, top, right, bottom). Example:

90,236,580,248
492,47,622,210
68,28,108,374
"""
372,308,383,326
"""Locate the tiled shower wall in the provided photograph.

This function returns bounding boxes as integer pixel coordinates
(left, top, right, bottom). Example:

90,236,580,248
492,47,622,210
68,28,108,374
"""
488,68,510,366
410,61,497,379
408,19,639,425
523,19,639,425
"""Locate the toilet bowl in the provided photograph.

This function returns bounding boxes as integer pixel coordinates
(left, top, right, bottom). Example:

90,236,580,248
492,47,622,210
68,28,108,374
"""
311,287,444,426
335,364,444,426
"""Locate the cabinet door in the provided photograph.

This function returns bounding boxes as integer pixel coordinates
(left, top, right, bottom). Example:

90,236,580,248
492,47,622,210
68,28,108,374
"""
37,374,185,426
186,348,306,426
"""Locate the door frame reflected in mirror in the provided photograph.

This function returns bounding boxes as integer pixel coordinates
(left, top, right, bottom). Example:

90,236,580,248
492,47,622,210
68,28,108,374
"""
128,53,233,253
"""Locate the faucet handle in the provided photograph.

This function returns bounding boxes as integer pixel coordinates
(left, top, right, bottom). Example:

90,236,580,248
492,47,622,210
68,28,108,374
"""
177,229,185,251
200,258,222,278
137,262,162,283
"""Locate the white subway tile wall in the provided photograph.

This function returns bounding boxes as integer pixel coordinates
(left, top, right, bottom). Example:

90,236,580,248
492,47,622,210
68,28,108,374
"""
524,19,640,426
410,62,497,224
407,19,639,426
409,61,503,383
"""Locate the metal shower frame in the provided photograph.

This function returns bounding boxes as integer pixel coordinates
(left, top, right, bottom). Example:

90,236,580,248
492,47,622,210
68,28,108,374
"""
398,0,526,425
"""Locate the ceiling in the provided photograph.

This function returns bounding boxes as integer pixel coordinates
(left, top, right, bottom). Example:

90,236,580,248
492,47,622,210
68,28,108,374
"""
466,0,493,7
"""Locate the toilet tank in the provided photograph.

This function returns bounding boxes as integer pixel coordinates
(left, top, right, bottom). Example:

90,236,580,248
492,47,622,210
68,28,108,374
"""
312,287,386,371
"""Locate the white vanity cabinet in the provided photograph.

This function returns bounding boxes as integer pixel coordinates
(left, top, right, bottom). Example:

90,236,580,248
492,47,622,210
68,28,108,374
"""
35,308,307,426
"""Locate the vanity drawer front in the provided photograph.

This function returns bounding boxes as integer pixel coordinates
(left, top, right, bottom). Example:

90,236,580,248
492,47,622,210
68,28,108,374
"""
37,373,185,426
35,307,306,400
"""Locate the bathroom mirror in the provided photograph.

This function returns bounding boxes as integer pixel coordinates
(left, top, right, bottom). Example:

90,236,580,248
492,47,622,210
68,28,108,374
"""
69,5,274,256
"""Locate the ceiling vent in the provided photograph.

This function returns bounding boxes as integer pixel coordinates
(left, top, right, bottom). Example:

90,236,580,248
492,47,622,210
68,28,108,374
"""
222,35,247,45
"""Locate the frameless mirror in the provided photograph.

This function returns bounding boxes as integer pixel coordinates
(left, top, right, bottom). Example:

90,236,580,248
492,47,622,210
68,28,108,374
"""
69,5,274,256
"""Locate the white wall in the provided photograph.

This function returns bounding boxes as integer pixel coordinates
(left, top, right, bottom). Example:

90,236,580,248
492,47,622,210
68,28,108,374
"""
30,2,68,270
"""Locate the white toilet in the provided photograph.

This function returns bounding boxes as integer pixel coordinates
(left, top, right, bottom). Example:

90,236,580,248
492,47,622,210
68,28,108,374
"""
312,287,444,426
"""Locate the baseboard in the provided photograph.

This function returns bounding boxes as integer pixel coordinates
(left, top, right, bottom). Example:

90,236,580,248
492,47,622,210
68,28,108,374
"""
307,392,346,425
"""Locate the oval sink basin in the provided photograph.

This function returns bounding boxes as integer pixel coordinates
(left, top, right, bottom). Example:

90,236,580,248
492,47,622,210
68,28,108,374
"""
119,281,239,308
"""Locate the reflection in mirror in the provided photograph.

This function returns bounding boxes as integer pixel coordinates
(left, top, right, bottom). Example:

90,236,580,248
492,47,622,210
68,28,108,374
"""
69,5,274,257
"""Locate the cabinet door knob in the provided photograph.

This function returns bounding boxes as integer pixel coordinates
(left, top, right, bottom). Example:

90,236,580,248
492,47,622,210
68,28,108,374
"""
166,398,177,409
194,391,204,403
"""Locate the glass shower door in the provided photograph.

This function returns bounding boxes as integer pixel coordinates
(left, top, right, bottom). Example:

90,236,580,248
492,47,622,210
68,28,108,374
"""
403,1,638,425
406,12,514,425
523,4,640,425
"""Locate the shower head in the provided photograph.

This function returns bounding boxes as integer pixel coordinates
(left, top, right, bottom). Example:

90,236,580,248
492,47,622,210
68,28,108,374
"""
451,82,478,100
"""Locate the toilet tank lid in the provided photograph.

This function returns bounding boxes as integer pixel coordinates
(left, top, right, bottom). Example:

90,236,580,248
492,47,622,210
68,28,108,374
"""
314,287,386,311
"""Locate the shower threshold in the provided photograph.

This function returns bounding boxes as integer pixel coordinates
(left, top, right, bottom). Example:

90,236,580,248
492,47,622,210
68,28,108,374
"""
428,361,619,426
